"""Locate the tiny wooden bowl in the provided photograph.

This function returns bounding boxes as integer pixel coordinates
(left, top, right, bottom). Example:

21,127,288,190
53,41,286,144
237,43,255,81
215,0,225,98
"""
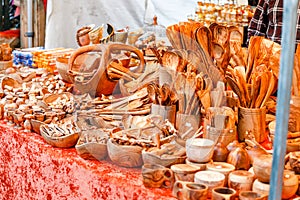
40,124,80,148
107,138,143,168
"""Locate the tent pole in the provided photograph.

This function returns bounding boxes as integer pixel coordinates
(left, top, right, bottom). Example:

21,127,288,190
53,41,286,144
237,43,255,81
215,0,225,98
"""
269,0,300,199
26,0,33,47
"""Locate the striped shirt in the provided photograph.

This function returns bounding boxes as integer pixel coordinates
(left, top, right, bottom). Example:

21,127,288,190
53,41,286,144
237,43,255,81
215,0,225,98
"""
247,0,300,45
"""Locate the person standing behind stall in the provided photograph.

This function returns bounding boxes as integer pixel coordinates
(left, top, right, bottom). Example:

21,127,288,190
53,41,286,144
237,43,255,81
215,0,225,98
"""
247,0,300,45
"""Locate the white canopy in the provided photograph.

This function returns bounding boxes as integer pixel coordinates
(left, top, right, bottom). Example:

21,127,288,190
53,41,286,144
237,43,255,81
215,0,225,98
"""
44,0,197,48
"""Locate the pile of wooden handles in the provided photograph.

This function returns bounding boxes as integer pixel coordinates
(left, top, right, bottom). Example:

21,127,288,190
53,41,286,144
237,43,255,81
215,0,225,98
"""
226,66,275,108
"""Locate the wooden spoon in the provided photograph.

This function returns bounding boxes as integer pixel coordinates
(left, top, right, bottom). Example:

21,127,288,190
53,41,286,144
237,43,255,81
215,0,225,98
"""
160,84,171,106
147,83,159,104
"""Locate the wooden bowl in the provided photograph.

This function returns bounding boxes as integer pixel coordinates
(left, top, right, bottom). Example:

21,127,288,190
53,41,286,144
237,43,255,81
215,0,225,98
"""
107,138,143,168
30,119,46,135
142,143,186,168
206,162,235,186
0,60,13,70
43,92,74,114
289,151,300,174
252,154,273,183
287,141,300,153
252,179,270,196
75,129,109,160
186,138,215,163
40,124,80,148
282,170,298,199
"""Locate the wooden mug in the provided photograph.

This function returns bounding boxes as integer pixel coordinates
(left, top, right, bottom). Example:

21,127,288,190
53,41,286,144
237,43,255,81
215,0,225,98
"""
212,187,237,200
142,163,174,188
172,180,208,200
239,191,268,200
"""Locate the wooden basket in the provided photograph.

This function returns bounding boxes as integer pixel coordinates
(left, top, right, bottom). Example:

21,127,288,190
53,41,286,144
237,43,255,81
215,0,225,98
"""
67,43,145,97
40,124,80,148
75,129,109,160
107,138,143,168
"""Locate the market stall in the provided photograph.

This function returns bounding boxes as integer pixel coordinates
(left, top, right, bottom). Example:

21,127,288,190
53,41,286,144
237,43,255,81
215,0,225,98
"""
2,0,300,199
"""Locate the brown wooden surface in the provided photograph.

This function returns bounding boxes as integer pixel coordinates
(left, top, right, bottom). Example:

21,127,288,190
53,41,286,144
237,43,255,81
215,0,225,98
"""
20,0,46,48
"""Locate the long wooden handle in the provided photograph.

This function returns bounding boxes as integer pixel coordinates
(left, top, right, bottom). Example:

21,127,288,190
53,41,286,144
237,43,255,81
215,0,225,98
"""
107,43,145,73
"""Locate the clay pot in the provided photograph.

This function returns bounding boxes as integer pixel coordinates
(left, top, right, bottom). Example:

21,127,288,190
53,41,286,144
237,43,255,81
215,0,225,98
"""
212,142,229,162
76,25,94,46
23,114,34,133
252,154,272,183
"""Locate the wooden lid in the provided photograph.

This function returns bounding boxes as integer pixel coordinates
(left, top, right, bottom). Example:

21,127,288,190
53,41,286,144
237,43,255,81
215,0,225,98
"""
171,163,201,173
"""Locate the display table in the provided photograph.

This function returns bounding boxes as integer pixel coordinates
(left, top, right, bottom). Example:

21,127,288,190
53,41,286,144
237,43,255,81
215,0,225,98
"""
0,122,175,200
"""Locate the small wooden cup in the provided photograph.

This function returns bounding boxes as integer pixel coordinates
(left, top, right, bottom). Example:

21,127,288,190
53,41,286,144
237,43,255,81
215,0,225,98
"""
171,163,202,182
212,187,237,200
172,180,208,200
239,191,268,200
142,163,174,188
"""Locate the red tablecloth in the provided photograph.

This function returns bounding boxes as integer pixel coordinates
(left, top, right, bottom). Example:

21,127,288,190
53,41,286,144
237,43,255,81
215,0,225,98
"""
0,122,175,200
